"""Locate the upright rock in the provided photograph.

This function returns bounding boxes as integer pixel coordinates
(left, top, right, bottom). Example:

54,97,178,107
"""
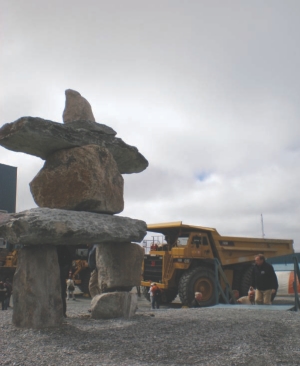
96,242,144,292
63,89,95,123
30,145,124,214
12,246,63,328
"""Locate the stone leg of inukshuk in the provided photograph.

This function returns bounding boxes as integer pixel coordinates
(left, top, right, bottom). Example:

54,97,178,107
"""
13,245,63,328
91,242,144,319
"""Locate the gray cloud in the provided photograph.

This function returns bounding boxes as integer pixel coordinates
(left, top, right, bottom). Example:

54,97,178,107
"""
1,0,300,249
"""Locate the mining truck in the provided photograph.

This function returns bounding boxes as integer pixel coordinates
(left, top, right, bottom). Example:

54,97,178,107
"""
0,239,91,294
0,246,18,283
141,222,294,307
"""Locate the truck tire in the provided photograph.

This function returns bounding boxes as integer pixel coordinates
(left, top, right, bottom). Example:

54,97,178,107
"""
240,265,254,296
142,286,150,301
161,289,178,304
178,267,216,307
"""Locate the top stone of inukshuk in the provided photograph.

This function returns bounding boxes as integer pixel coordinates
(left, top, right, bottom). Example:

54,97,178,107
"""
63,89,96,123
0,89,149,215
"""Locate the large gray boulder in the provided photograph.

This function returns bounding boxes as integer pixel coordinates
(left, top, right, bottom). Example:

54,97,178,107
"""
12,245,63,328
96,242,144,292
0,117,148,174
91,292,138,319
63,89,95,123
0,208,147,246
30,145,124,214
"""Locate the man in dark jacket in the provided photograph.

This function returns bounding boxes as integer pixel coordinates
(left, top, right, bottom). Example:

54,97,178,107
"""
251,254,278,305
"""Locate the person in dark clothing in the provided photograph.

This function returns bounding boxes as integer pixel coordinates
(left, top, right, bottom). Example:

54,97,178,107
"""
3,279,12,310
251,254,278,305
57,246,73,317
150,283,161,309
191,292,203,307
0,281,8,310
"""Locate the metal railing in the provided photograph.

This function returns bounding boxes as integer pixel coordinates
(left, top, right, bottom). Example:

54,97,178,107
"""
214,258,237,305
293,255,300,311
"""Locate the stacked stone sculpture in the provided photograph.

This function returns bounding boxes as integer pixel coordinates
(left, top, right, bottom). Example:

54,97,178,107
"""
0,89,148,327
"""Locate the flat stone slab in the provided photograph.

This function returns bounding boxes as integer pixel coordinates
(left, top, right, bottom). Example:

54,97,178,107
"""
0,117,148,174
0,208,147,246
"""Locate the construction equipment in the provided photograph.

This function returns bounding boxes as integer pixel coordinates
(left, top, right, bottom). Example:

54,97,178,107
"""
0,249,18,282
141,222,294,307
71,258,91,295
0,240,91,295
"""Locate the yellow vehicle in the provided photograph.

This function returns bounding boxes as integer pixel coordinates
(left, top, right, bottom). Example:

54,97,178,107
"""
0,240,91,295
71,258,90,295
0,248,18,282
141,222,294,307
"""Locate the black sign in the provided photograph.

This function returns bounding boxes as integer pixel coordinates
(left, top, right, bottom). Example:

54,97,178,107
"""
0,163,17,213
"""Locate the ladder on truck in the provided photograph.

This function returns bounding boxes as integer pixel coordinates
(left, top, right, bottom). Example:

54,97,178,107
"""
214,258,237,305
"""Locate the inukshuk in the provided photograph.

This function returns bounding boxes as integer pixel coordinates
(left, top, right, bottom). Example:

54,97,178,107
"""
0,89,148,328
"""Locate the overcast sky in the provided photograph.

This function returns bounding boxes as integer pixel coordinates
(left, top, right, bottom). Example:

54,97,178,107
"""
1,1,300,250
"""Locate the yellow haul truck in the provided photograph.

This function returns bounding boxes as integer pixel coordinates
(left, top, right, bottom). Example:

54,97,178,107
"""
0,249,17,282
0,240,91,294
141,222,294,307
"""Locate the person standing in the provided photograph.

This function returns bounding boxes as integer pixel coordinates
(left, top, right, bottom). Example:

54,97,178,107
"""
57,246,72,317
148,283,154,307
66,274,75,301
251,254,278,305
0,281,8,310
4,278,12,308
150,283,161,309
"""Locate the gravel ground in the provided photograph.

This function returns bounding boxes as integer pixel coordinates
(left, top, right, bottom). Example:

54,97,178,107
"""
1,296,300,366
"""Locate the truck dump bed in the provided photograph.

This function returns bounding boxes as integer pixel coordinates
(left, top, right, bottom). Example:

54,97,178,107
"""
147,221,294,266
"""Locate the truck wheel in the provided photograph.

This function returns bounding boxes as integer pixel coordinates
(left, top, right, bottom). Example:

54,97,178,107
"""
161,289,178,304
240,265,254,296
141,286,151,302
178,267,216,307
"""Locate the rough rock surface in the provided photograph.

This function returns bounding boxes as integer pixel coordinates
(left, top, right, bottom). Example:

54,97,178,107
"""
0,211,11,225
96,242,144,292
63,89,95,123
63,119,116,134
91,292,138,319
30,145,124,214
0,117,148,174
0,208,147,246
12,245,63,328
